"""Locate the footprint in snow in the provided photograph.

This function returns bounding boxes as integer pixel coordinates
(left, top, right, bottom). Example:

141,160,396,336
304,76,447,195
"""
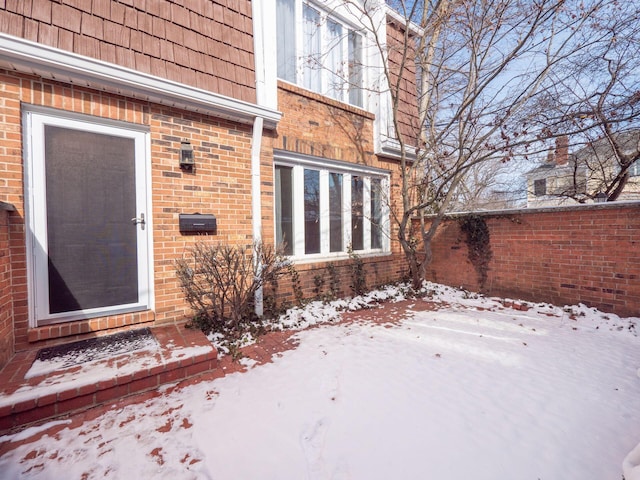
300,417,330,479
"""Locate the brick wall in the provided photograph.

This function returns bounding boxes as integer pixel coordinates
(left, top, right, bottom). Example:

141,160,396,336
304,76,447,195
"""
275,81,377,164
0,69,258,350
0,0,256,103
0,205,14,369
0,69,409,352
273,81,409,300
425,203,640,317
266,254,405,312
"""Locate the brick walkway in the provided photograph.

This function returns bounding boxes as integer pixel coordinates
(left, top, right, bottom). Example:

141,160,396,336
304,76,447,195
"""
0,298,435,450
0,324,217,434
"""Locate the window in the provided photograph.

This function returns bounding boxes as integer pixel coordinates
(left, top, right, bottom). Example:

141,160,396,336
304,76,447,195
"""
275,152,389,258
329,172,343,252
348,30,363,107
276,0,296,83
304,168,321,254
371,178,382,249
302,4,322,92
351,176,364,250
630,160,640,177
276,0,365,108
534,178,546,196
275,166,294,255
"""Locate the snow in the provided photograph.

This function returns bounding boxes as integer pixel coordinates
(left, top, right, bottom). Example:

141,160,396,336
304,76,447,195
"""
25,332,159,379
1,283,639,479
0,342,211,412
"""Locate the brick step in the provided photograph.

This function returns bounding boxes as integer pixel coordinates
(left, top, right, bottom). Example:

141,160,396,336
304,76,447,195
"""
0,324,217,434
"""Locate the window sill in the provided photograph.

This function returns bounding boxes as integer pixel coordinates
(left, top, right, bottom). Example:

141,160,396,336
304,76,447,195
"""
288,249,392,266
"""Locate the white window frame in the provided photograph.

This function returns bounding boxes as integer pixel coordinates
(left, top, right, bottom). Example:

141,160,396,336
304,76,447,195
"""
274,150,390,262
277,0,367,108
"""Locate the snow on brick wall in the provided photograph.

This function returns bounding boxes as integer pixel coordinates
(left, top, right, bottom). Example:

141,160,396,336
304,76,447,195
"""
425,203,640,317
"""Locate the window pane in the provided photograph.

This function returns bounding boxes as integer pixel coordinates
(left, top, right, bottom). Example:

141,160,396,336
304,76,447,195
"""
275,166,294,255
534,178,546,196
371,178,382,249
327,19,343,100
351,176,363,250
304,169,321,254
303,5,321,92
276,0,296,82
329,172,343,252
348,30,363,107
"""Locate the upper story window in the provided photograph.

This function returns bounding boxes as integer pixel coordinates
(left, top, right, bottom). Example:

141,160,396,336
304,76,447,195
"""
274,151,390,259
534,178,546,196
629,160,640,177
277,0,365,108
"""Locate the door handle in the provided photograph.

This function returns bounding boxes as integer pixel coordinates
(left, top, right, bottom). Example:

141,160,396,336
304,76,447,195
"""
131,213,145,230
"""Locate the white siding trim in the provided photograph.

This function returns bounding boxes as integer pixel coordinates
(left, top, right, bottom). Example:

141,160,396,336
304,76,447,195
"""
0,33,282,128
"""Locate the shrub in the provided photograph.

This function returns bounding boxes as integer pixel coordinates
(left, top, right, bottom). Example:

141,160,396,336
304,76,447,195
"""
348,247,367,296
175,241,290,338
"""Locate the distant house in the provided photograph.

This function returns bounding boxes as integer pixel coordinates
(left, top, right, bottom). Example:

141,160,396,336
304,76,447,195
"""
526,134,640,207
0,1,419,368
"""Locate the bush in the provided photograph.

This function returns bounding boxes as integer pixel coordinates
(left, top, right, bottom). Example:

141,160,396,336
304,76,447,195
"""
348,247,367,296
175,241,290,338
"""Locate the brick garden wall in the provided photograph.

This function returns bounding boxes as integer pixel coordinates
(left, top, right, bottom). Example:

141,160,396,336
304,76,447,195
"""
425,203,640,317
0,205,14,370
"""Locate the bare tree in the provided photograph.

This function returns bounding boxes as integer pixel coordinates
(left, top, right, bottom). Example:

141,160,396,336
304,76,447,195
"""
448,156,528,211
344,0,640,288
524,1,640,202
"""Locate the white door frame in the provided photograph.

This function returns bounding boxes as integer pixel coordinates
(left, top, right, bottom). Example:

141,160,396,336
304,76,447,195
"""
23,106,154,327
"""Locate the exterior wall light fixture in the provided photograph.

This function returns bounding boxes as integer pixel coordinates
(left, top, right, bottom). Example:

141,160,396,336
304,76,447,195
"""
180,140,195,171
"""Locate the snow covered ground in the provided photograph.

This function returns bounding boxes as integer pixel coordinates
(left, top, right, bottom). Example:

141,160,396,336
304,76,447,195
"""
1,283,639,480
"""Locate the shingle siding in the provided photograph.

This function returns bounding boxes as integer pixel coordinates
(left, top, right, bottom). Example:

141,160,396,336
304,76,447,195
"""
0,0,256,103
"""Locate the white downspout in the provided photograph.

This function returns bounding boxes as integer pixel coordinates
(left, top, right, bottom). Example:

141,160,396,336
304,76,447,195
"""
251,0,270,317
250,115,264,317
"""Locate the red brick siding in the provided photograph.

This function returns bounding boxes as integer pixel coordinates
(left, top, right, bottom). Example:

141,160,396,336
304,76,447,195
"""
273,81,409,299
0,69,257,350
0,0,256,103
0,69,410,351
425,204,640,317
270,255,406,308
0,208,14,369
276,81,377,164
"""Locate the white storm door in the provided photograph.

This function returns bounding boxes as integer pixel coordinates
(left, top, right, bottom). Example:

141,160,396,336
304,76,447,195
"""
25,110,152,326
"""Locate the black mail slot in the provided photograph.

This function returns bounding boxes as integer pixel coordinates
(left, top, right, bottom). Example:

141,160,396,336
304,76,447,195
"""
179,213,217,234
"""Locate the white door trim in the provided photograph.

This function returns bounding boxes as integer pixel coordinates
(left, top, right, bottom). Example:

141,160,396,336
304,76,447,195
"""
23,106,154,327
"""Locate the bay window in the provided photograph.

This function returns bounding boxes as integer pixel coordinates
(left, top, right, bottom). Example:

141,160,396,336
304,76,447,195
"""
276,0,365,108
275,152,389,259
